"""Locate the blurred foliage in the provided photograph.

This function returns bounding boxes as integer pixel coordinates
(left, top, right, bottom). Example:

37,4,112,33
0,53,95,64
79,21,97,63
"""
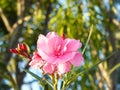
0,0,120,90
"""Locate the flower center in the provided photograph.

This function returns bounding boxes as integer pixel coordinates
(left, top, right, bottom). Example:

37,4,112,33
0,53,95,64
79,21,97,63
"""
55,45,62,57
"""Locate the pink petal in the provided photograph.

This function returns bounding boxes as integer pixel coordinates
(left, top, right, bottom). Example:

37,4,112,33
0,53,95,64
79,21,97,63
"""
37,34,51,53
37,34,48,49
57,62,71,75
56,52,76,64
63,39,82,52
47,36,63,53
70,52,83,66
29,52,44,68
38,49,57,63
29,59,44,68
32,52,41,60
43,63,55,74
46,32,58,39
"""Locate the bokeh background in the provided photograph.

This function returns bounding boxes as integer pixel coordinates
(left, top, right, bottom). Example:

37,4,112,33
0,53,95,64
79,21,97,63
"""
0,0,120,90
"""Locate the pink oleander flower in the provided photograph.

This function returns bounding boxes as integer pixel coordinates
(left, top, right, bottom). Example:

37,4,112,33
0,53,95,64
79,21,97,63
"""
29,32,83,75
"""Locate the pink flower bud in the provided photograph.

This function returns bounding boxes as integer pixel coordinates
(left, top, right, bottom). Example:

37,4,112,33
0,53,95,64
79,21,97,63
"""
10,43,31,60
9,49,18,53
21,44,27,51
62,33,66,40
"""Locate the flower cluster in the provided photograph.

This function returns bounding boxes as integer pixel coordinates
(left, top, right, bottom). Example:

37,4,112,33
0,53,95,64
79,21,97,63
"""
10,32,83,75
29,32,83,75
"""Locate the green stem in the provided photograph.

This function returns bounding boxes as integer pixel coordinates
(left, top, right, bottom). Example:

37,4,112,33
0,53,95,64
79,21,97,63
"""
53,82,57,90
52,73,58,90
82,25,93,55
62,81,66,90
44,78,54,89
109,63,120,75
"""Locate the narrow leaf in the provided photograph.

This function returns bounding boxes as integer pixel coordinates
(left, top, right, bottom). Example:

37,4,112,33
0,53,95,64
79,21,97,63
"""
82,25,93,54
66,50,117,87
24,69,43,81
24,69,53,88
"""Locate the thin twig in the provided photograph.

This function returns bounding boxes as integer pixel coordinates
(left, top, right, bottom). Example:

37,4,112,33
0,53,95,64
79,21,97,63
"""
109,63,120,75
82,25,93,54
0,7,12,33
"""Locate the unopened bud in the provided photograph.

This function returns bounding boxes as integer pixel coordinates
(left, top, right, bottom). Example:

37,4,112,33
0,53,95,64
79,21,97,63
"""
62,33,66,40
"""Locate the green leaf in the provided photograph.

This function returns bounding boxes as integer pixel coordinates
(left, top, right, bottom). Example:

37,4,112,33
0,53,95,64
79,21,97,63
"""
66,50,117,87
24,69,53,89
24,69,44,81
0,62,18,89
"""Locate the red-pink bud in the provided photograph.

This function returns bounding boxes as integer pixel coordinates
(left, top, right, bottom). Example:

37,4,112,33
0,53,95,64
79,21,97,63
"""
21,44,27,51
10,49,18,53
17,44,21,50
10,43,31,60
62,33,66,40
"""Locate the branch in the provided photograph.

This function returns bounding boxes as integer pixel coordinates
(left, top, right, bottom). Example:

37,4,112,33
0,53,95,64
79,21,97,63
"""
11,0,41,33
3,0,41,88
0,7,12,33
11,15,32,32
3,0,26,64
43,1,53,35
17,0,25,18
98,63,112,90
